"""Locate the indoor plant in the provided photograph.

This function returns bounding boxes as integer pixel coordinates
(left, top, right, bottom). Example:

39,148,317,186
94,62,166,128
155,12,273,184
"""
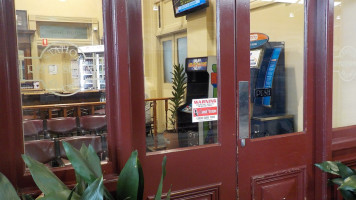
0,142,171,200
316,161,356,200
164,64,186,149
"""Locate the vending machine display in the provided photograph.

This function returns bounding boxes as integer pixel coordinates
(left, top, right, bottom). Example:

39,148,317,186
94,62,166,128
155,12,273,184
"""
250,33,294,138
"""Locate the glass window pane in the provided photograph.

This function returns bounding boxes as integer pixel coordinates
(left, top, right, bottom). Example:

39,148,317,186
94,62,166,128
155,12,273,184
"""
250,1,304,138
142,0,217,152
333,0,356,128
16,0,108,168
163,40,173,83
177,37,187,68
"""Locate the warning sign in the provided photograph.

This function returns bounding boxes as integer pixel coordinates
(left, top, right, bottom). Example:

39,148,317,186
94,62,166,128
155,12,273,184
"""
192,98,218,123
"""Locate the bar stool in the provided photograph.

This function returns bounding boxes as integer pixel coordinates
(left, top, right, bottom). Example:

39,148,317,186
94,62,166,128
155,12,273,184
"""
23,120,44,140
58,136,104,160
45,117,79,138
24,140,56,164
79,115,107,135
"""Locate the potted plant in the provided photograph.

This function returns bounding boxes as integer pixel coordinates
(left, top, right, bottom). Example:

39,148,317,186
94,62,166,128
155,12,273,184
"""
316,161,356,200
0,142,171,200
164,64,186,149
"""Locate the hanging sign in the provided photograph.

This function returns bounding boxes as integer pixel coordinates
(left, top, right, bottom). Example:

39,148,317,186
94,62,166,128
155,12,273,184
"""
192,98,218,123
250,33,269,49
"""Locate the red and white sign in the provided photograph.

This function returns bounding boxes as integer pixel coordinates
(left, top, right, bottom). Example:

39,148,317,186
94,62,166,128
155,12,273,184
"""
192,98,218,123
42,39,48,46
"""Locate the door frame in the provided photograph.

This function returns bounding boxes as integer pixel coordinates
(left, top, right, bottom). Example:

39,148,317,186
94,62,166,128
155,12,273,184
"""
128,0,239,198
235,0,318,199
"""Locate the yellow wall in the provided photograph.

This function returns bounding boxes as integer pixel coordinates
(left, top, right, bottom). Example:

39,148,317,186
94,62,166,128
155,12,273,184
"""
333,0,356,128
16,0,103,92
142,0,217,132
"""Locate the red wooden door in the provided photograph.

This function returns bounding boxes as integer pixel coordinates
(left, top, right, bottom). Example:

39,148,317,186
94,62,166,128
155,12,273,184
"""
236,1,316,200
127,0,238,199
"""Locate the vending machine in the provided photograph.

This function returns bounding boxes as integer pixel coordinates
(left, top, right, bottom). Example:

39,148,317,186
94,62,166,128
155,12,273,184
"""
250,33,294,138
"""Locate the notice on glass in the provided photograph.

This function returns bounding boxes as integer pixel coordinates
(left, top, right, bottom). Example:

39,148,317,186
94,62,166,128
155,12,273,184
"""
192,98,218,123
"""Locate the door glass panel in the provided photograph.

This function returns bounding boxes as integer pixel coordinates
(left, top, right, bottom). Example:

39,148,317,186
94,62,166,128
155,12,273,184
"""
142,0,218,152
163,40,173,83
333,0,356,128
16,0,108,168
250,0,304,138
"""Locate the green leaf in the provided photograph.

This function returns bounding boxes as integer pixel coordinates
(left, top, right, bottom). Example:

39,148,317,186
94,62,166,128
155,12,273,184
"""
340,190,356,200
38,190,80,200
62,141,98,184
337,162,355,179
0,172,20,200
81,176,104,200
165,185,172,200
315,161,340,176
331,178,344,186
340,175,356,192
22,194,35,200
22,155,68,195
155,156,168,200
117,150,143,200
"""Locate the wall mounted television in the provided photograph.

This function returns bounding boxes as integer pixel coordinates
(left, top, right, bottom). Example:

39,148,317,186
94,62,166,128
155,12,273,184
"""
173,0,209,18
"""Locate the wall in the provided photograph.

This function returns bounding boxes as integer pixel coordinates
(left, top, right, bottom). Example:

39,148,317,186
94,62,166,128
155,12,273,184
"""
15,0,103,92
251,3,305,132
332,0,356,128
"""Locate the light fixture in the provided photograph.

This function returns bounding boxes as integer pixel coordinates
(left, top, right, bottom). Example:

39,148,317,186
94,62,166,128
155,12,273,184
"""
274,0,299,3
289,12,295,18
336,16,341,20
334,2,341,6
153,5,159,11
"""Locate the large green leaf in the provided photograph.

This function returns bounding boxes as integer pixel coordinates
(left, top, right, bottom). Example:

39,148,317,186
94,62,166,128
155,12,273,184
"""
22,155,68,195
22,194,35,200
340,190,356,200
62,141,98,184
340,175,356,192
86,145,103,177
337,162,355,179
315,161,340,176
155,156,168,200
117,150,143,200
0,172,20,200
81,176,104,200
37,190,80,200
331,178,344,186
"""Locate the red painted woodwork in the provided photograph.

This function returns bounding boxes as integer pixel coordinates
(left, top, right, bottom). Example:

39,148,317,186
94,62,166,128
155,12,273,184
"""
237,0,316,200
128,0,238,199
251,166,306,200
0,0,132,193
147,184,219,200
315,0,334,199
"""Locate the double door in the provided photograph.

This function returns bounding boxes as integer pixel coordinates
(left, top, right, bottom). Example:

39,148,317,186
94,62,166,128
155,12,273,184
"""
135,0,316,199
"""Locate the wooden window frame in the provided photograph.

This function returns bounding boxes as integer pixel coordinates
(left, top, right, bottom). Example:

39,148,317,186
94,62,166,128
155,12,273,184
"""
0,0,141,193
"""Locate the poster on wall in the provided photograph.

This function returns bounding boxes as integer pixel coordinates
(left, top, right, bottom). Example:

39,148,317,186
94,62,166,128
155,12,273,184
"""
192,98,218,122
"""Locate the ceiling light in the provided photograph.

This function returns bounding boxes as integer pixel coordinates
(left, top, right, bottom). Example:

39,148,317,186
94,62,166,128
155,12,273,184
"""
334,2,341,6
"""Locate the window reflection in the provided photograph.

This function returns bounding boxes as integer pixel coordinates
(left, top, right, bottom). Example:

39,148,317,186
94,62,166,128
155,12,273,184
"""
250,0,304,138
143,0,218,152
16,0,108,167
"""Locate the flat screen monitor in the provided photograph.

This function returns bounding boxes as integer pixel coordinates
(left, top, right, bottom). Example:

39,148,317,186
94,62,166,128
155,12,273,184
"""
173,0,209,18
186,57,208,72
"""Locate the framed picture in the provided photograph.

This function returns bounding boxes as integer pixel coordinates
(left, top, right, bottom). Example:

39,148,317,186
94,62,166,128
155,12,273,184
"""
16,10,28,30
